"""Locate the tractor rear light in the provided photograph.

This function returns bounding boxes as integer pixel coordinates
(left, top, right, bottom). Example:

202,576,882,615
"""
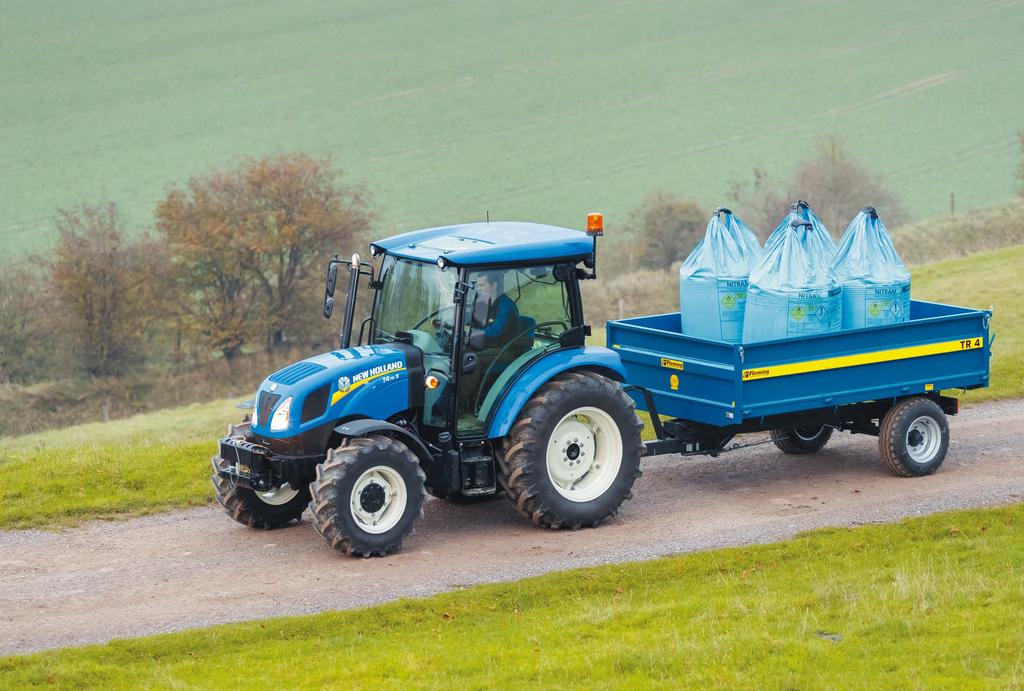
425,375,440,389
586,212,604,236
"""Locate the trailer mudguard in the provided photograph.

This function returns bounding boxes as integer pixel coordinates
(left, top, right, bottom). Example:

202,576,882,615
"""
485,346,626,439
334,419,434,466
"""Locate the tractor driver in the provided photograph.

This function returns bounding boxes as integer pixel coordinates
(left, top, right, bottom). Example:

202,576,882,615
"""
474,271,519,349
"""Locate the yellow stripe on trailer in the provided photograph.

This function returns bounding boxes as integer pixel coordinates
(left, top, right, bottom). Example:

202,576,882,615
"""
741,336,983,382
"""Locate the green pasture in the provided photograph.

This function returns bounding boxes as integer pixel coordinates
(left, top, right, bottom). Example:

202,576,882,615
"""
3,0,1023,257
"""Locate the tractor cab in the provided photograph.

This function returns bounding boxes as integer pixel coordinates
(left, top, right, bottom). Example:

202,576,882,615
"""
323,221,599,442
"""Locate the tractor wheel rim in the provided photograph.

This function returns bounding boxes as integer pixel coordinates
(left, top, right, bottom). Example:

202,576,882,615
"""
350,465,407,534
906,416,941,463
793,426,823,442
256,483,300,506
546,406,622,503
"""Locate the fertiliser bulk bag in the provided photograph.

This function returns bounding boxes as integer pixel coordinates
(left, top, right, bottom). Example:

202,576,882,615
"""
831,206,910,329
742,219,841,343
679,208,762,343
764,200,837,261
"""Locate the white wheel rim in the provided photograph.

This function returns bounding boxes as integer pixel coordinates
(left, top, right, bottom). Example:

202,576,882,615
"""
256,483,299,506
906,415,942,464
546,406,622,503
350,465,408,534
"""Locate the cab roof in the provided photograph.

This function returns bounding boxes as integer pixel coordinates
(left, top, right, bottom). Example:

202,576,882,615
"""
371,221,593,267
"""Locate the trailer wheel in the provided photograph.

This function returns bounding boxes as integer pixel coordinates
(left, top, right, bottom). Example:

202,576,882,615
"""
211,455,310,529
879,397,950,477
497,371,644,529
308,436,426,557
770,425,833,454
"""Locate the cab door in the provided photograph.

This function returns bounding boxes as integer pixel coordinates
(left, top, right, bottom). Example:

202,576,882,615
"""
453,264,577,437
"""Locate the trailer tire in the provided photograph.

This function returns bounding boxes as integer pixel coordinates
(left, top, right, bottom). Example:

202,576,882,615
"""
770,426,833,454
211,455,310,529
308,436,426,557
497,371,644,530
879,397,949,477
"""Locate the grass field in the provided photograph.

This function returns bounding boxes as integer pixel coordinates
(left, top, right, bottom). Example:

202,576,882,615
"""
0,245,1020,530
2,504,1022,688
3,0,1023,258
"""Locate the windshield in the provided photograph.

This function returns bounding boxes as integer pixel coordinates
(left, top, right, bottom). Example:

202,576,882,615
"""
374,257,456,348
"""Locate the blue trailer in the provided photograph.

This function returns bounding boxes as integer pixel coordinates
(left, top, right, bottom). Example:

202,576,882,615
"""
608,300,991,473
213,215,992,556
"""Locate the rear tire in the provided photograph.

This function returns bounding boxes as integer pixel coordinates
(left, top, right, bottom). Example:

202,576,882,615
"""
308,436,426,557
211,455,310,529
879,397,949,477
770,425,833,454
497,371,644,529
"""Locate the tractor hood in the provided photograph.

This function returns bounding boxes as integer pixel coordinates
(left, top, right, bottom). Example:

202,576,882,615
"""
250,344,423,438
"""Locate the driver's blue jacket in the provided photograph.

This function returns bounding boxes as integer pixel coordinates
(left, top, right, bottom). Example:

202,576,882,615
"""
482,294,518,346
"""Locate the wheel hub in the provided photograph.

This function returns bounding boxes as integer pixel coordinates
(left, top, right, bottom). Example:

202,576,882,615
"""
907,429,924,447
548,418,594,486
349,466,407,534
359,482,387,513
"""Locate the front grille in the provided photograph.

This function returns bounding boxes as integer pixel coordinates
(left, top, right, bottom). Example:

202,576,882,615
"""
268,361,326,385
257,390,281,427
301,384,330,423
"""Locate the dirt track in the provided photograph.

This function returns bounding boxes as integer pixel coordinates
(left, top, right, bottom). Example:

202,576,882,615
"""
2,399,1022,655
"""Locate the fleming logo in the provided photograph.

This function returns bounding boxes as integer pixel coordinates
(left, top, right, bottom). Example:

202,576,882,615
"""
743,368,770,380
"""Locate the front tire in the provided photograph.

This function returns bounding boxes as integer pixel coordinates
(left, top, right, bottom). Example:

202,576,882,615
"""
770,425,833,454
211,455,310,529
308,436,426,557
498,371,644,529
879,397,950,477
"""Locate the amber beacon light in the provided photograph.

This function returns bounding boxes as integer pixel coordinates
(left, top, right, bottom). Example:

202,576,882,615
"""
586,212,604,236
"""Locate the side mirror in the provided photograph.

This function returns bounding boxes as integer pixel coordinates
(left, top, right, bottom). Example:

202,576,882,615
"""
323,296,335,319
461,351,479,374
326,263,338,297
468,328,485,351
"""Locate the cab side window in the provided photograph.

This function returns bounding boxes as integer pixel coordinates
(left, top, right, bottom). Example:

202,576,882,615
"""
456,265,573,434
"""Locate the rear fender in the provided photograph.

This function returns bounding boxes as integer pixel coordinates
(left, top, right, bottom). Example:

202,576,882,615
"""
486,346,626,439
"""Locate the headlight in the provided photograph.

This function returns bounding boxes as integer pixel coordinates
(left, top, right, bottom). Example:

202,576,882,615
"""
269,396,292,432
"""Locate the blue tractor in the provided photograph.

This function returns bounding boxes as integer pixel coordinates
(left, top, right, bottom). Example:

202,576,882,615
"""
214,215,645,556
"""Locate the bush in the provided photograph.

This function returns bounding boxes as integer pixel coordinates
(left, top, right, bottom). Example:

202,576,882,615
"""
622,192,705,271
156,154,371,359
729,136,907,239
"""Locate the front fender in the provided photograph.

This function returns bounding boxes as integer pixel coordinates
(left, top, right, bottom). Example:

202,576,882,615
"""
485,346,626,439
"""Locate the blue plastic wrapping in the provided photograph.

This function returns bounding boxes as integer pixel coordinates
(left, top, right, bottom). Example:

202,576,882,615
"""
679,208,762,343
742,219,841,343
764,200,837,261
831,206,910,329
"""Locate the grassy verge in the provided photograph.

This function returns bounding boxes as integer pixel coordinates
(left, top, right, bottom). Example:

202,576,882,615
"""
913,245,1023,402
0,400,239,529
2,504,1022,688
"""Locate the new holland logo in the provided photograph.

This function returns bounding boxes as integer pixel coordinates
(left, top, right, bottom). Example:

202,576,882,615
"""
337,375,351,392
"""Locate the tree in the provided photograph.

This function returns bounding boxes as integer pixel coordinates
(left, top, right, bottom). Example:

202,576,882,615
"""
45,203,161,376
0,268,54,383
729,136,908,239
155,154,372,359
624,192,706,270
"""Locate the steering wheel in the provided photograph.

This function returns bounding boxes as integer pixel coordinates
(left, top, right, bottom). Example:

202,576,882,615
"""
413,305,456,331
473,320,570,415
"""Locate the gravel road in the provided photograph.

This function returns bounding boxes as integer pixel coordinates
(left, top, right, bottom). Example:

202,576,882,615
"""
2,398,1022,655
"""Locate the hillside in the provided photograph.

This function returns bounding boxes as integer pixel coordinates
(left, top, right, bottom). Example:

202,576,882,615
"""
3,0,1023,257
